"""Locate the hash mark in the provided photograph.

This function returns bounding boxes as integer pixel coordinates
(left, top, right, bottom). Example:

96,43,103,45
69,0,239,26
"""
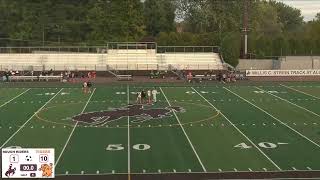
173,169,176,173
96,170,99,174
263,168,267,171
248,168,252,172
81,171,84,174
143,169,146,173
112,170,115,174
292,167,297,170
158,169,161,173
188,169,192,172
218,169,222,172
307,167,312,170
65,171,69,175
234,168,237,172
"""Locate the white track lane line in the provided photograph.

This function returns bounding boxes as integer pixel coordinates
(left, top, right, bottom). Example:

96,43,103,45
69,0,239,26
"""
255,87,320,118
224,87,320,149
280,84,320,100
160,87,207,172
55,88,96,166
192,87,281,171
127,85,131,178
0,88,30,108
0,88,63,149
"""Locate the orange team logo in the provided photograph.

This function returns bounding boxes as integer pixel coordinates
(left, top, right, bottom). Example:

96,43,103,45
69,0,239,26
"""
39,163,53,177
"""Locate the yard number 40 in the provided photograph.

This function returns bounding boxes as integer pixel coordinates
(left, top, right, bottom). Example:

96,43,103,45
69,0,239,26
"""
106,144,151,151
234,142,286,149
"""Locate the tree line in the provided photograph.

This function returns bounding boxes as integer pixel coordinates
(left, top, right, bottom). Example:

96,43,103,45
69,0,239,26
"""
0,0,319,66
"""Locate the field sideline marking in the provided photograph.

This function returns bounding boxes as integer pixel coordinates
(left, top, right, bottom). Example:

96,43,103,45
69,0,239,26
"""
280,84,320,100
160,87,207,172
55,88,96,166
192,87,282,171
224,87,320,149
255,87,320,118
0,88,30,108
0,88,63,149
127,85,131,180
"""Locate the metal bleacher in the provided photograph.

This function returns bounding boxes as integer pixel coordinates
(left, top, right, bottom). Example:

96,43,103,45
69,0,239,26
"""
0,43,225,71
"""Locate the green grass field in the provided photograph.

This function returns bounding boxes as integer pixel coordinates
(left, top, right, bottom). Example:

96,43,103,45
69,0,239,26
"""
1,82,320,179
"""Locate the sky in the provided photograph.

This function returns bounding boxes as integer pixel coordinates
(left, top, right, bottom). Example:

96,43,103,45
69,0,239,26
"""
277,0,320,21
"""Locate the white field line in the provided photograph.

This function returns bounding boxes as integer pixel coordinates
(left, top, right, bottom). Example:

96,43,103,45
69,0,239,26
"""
224,87,320,149
0,88,63,149
127,85,131,176
55,169,320,176
160,87,207,172
255,87,320,118
192,87,282,171
280,84,320,100
0,88,30,108
55,88,96,166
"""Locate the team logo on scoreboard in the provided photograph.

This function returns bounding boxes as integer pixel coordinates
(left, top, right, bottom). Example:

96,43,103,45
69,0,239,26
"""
39,163,53,178
5,164,16,177
72,104,185,126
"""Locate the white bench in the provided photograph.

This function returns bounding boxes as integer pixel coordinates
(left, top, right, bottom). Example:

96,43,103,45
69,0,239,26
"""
194,74,216,81
9,75,62,82
116,75,133,81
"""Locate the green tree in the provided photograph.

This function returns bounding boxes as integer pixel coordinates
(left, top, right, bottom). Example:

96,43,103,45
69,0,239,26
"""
144,0,176,36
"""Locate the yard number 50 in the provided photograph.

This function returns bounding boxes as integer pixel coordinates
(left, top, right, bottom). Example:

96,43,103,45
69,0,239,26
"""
106,144,151,151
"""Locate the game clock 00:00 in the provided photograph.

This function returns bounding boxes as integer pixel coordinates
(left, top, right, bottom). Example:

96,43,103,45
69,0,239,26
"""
1,148,55,178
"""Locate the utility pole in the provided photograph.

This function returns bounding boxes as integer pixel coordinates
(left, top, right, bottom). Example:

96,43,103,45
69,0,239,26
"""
241,0,249,59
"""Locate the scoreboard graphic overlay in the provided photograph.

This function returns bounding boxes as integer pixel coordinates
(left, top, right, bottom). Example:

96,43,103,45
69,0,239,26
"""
2,148,55,178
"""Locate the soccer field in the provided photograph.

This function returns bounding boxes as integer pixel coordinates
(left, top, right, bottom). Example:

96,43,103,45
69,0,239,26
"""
1,82,320,179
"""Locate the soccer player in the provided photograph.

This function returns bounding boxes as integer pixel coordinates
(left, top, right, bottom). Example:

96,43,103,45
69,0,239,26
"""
82,81,88,94
87,81,92,93
147,89,152,104
136,92,142,104
152,88,157,103
141,90,146,103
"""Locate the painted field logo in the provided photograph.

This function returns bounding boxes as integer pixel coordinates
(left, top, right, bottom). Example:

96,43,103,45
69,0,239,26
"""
72,104,185,126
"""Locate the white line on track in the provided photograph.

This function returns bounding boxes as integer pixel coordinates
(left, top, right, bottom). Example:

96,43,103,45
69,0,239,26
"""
160,87,207,172
55,88,96,166
127,85,131,178
0,88,30,108
255,87,320,118
192,87,282,171
0,88,63,149
280,84,320,100
224,87,320,149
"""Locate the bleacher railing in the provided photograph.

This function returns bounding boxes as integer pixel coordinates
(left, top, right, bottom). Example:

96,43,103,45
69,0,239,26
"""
0,43,220,54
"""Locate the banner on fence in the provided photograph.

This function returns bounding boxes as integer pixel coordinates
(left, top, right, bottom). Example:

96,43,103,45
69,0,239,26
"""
246,69,320,77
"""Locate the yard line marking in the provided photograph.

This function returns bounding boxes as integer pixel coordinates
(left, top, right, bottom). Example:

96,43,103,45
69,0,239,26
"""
160,87,207,172
127,85,131,180
0,88,30,109
193,87,281,171
55,88,96,166
256,87,320,118
224,87,320,149
0,88,63,149
281,84,320,100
